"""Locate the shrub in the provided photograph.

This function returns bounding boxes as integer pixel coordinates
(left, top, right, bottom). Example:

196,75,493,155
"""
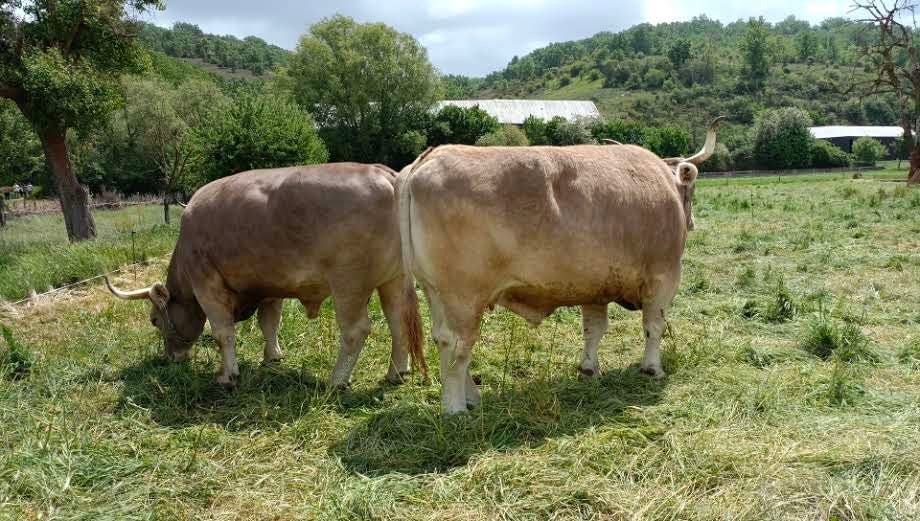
522,115,549,145
547,117,595,145
644,69,668,89
811,140,851,168
476,125,530,147
647,126,690,157
753,107,814,170
852,137,886,166
428,105,500,146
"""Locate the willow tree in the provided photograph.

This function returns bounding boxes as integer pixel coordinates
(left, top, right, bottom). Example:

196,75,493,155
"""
286,15,441,168
0,0,163,241
853,0,920,185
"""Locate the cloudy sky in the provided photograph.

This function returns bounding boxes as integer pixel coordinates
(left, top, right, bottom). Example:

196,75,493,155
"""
147,0,853,76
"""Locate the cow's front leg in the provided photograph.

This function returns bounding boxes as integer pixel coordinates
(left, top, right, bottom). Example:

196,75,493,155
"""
212,321,240,388
579,304,608,379
258,299,284,364
329,292,372,388
640,296,673,379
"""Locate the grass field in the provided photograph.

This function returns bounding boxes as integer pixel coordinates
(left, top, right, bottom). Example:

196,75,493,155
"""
0,205,182,302
1,171,919,519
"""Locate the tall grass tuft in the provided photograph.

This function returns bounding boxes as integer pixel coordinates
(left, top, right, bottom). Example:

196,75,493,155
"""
898,338,920,370
763,278,798,323
800,314,878,363
0,324,34,380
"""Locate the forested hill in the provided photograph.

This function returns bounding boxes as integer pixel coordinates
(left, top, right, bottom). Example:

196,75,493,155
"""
445,15,896,130
138,22,291,77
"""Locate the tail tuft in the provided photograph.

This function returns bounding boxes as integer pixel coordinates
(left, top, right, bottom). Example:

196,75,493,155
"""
403,283,429,383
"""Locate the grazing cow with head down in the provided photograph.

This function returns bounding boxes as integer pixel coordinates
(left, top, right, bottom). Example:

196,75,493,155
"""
107,163,426,388
399,118,723,414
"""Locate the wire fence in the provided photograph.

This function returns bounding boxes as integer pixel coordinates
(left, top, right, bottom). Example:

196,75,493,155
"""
9,253,172,307
699,165,878,179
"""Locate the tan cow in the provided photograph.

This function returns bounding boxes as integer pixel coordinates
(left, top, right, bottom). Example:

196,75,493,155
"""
399,119,722,414
107,163,425,388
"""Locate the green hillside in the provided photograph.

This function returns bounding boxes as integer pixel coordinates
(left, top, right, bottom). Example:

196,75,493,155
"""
450,16,894,134
139,22,291,78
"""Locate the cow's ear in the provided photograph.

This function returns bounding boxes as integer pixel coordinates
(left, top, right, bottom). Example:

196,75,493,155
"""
150,283,170,310
677,162,698,185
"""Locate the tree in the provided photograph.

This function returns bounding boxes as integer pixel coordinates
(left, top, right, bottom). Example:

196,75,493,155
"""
795,30,819,63
195,90,328,185
739,17,772,90
476,125,529,147
122,76,228,223
852,0,920,184
0,100,43,187
0,0,162,241
285,15,440,168
852,136,886,166
752,107,814,170
667,38,692,68
428,105,499,145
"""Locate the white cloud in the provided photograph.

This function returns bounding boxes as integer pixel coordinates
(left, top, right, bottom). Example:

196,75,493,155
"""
642,0,686,25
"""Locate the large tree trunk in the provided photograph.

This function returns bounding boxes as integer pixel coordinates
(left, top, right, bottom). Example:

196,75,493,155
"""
163,194,170,225
39,128,97,241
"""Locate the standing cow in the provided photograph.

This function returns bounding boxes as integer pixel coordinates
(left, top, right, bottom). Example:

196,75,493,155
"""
399,119,722,414
107,163,426,388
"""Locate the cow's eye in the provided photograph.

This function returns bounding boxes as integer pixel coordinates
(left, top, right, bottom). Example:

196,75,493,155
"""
151,317,159,327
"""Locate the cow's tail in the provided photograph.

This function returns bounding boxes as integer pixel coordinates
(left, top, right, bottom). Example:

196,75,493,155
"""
398,148,435,383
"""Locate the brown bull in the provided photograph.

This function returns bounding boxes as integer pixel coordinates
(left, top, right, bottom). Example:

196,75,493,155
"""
107,163,425,388
399,119,723,414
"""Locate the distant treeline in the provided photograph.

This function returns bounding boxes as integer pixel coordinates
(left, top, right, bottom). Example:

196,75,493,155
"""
138,22,290,75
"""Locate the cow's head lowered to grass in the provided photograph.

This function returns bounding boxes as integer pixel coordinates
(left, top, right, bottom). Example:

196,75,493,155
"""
105,278,206,361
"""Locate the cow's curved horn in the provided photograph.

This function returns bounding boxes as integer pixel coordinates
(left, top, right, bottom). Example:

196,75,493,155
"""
176,201,187,208
683,116,727,165
602,138,622,145
104,277,152,300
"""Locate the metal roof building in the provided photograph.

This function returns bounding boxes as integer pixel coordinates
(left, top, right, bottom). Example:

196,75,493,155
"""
809,126,903,139
436,99,601,125
810,126,902,158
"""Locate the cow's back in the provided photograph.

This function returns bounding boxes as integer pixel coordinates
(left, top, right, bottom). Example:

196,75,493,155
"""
176,163,400,304
407,145,687,313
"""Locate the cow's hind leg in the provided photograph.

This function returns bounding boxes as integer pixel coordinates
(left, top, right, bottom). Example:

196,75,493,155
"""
328,290,373,388
378,277,410,384
579,304,608,379
640,276,679,378
258,299,284,364
428,290,482,414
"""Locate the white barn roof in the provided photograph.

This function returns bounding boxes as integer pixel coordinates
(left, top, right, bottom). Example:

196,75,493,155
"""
810,126,903,139
436,99,601,125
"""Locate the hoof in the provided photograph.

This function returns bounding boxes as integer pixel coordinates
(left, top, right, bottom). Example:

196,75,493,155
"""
217,375,238,390
578,366,598,380
262,356,283,367
640,366,665,379
384,370,411,385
